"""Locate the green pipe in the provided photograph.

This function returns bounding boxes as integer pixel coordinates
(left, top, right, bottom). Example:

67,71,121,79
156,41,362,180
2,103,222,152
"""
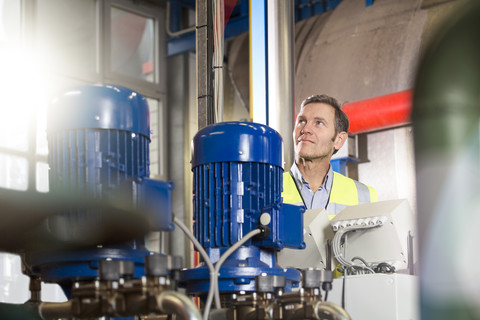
412,1,480,319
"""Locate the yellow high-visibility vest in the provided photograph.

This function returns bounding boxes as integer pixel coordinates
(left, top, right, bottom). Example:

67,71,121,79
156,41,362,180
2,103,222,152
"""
282,171,378,220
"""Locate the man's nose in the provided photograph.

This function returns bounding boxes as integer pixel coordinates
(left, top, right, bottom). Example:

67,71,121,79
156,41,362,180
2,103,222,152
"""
300,122,311,134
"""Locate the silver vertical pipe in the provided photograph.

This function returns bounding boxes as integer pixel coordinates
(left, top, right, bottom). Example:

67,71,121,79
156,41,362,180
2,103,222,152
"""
267,0,295,170
213,0,225,123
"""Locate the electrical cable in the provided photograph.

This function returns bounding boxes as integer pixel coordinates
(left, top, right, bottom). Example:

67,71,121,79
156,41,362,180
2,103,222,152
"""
173,217,216,320
341,241,347,309
351,256,370,268
326,239,332,271
213,228,262,309
332,224,379,274
354,254,396,274
373,262,396,273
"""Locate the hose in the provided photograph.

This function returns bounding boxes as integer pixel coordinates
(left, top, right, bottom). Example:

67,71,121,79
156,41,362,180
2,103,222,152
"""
212,228,262,308
174,216,217,320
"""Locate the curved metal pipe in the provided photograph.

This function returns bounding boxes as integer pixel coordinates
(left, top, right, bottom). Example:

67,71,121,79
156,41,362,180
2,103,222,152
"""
38,301,74,319
313,301,351,320
166,2,195,38
412,0,480,319
156,290,202,320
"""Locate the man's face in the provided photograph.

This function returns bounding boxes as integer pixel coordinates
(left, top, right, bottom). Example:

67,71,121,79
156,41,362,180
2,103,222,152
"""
293,102,343,161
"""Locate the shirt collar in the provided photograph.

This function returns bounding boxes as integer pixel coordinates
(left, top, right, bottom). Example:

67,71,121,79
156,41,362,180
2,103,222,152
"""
289,162,333,192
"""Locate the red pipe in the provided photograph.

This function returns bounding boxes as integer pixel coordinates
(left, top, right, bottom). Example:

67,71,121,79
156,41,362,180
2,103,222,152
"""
342,89,412,134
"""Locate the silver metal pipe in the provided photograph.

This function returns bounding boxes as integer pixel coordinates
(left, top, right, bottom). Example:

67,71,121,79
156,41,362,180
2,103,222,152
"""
38,299,103,319
156,290,202,320
267,0,295,169
213,0,225,123
38,301,74,320
196,0,215,129
166,2,195,38
313,301,351,320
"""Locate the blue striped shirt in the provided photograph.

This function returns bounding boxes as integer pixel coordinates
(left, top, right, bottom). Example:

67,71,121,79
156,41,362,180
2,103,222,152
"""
289,162,333,210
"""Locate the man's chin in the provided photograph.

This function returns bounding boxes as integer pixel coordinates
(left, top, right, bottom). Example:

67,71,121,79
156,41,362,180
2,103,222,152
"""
297,147,316,159
298,153,328,161
298,153,315,161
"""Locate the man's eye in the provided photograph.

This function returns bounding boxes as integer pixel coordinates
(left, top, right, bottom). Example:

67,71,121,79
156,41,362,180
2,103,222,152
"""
316,121,324,126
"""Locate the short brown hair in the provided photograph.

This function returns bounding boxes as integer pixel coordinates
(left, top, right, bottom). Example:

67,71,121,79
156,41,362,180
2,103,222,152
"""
300,94,349,134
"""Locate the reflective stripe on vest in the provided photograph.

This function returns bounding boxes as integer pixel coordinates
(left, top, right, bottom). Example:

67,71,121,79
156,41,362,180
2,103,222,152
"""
281,171,378,219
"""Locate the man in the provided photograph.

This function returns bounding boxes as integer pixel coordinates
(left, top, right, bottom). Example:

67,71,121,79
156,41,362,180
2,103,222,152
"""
282,94,378,219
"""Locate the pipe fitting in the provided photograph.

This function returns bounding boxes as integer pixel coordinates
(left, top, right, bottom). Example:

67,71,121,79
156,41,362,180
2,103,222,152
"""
155,290,202,320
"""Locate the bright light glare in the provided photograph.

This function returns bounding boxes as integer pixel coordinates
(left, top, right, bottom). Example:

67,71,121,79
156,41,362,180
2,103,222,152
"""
0,45,50,152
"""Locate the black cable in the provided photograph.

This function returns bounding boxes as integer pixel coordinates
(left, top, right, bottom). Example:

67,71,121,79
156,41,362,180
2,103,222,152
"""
374,262,396,273
289,171,307,208
326,239,332,271
352,256,369,268
341,266,347,309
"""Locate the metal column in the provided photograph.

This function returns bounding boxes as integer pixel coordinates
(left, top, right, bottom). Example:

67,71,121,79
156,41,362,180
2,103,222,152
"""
250,0,295,169
196,0,214,129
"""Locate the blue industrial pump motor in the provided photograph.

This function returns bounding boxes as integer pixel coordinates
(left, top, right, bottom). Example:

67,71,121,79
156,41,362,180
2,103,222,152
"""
182,121,305,294
24,84,173,297
47,84,152,199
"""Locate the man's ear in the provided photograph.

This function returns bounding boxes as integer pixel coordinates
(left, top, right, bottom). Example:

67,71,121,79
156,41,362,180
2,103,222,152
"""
334,131,348,150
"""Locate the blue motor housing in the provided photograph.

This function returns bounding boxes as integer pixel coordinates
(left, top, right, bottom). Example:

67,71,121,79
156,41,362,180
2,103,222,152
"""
182,121,304,294
25,84,173,296
46,84,174,231
48,84,150,199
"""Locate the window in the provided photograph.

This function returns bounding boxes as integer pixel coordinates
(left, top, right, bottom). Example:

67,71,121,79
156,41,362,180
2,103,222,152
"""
146,97,166,178
0,0,167,304
36,0,98,76
0,0,167,194
110,6,155,82
0,0,21,43
0,155,28,190
104,0,167,178
0,45,49,191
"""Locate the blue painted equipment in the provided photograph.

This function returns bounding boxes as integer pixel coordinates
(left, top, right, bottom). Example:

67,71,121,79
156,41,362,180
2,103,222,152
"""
182,121,304,294
25,84,173,297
